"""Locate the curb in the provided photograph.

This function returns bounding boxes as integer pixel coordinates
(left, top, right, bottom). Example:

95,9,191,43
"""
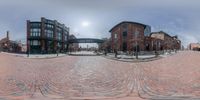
102,55,163,63
15,54,68,59
68,54,103,56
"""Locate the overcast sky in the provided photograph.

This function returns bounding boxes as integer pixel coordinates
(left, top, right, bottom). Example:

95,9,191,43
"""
0,0,200,47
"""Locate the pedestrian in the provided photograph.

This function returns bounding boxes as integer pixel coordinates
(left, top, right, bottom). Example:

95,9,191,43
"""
155,50,159,57
104,49,107,56
115,50,117,58
57,50,59,56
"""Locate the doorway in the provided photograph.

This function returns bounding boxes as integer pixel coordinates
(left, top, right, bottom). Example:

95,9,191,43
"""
122,42,127,51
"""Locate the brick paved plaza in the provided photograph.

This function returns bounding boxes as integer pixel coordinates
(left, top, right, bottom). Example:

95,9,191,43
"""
0,51,200,100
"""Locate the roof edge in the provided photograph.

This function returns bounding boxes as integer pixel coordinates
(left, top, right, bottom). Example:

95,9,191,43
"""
109,21,148,32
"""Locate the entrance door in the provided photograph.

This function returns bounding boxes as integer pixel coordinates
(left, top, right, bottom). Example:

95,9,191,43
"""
153,45,156,51
134,45,140,52
123,42,127,51
145,44,150,51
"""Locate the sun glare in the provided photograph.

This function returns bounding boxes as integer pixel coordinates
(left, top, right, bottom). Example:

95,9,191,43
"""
82,21,90,27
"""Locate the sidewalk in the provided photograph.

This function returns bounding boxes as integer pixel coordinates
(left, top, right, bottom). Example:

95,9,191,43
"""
68,51,103,56
103,51,178,62
27,54,67,59
3,52,68,59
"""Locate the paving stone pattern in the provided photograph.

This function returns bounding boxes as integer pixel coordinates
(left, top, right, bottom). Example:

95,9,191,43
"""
0,51,200,100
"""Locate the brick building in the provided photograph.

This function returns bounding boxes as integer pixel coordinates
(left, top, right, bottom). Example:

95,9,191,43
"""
110,21,181,52
150,31,181,50
27,17,69,54
109,21,151,52
189,43,200,51
172,36,182,50
0,31,22,53
144,36,164,51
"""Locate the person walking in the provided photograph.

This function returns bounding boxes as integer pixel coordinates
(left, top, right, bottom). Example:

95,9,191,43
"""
114,50,117,58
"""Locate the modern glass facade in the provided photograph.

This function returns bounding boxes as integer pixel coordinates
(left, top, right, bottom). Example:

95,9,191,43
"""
144,25,151,36
27,17,69,54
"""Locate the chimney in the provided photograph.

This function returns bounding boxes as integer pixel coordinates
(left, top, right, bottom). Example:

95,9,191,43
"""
7,31,9,40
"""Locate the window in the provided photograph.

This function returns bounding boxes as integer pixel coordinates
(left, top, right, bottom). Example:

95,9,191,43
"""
30,40,40,46
123,31,127,37
144,25,151,36
57,32,62,40
57,42,61,48
45,24,54,29
48,41,54,49
114,33,117,39
30,28,41,37
45,20,54,25
133,29,139,38
31,23,41,28
158,42,161,48
56,27,63,40
45,29,54,38
64,35,68,41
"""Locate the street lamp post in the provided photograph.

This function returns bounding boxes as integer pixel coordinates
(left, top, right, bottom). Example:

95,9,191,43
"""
135,29,139,59
155,41,158,57
57,45,59,56
114,40,117,58
27,40,30,57
4,43,8,52
114,34,118,58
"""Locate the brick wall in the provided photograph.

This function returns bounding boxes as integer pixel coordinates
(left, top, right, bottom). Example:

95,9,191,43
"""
110,22,145,52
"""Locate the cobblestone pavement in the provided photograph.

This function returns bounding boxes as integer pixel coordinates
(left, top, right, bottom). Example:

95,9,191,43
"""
0,51,200,100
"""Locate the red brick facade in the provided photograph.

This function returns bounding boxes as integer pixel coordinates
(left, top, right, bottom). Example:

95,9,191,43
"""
189,43,200,51
110,21,147,52
150,31,181,50
110,22,181,52
144,37,164,51
0,31,22,53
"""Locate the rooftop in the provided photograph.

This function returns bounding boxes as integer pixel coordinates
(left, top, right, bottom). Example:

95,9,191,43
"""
151,31,172,38
109,21,148,32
